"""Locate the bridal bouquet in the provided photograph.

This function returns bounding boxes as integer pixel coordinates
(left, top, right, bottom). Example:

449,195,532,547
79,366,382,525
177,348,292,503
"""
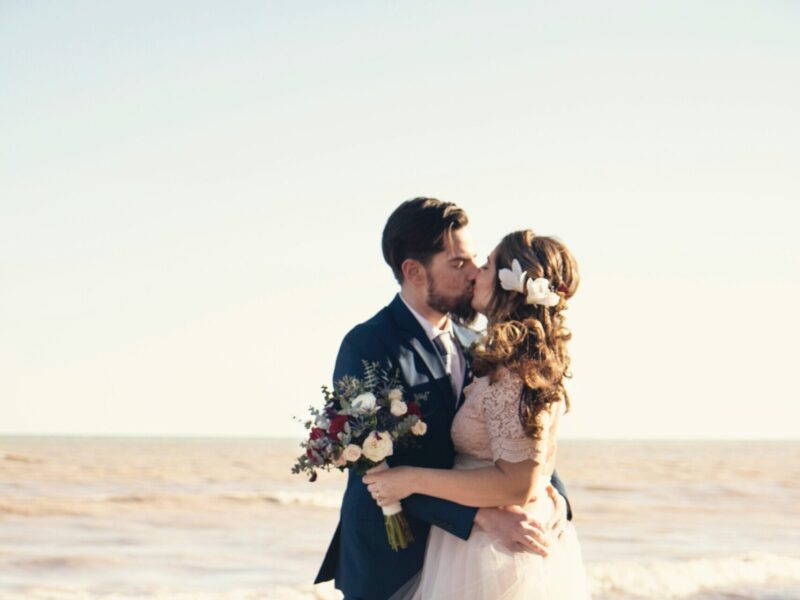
292,361,428,551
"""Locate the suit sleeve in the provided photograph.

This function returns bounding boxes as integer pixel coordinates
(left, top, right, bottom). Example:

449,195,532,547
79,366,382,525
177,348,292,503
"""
332,335,371,382
400,491,478,540
549,469,573,521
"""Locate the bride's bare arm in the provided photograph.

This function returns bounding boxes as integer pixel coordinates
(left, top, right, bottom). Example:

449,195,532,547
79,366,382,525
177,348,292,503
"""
363,458,544,508
365,385,563,509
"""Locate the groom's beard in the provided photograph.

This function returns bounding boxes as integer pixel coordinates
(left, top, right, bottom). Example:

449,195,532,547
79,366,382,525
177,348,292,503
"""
426,282,477,325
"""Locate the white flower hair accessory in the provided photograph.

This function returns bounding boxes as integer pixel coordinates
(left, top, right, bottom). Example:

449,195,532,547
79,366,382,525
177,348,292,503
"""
498,259,526,294
526,277,560,307
498,258,562,307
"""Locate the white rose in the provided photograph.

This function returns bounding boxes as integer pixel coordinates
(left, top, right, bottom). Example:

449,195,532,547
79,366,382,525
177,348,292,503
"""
342,444,362,462
387,388,404,403
361,431,394,463
411,420,428,436
351,392,377,413
390,400,407,417
332,453,347,467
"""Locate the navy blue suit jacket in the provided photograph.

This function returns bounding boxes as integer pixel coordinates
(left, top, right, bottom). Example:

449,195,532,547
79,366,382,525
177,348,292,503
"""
314,294,571,599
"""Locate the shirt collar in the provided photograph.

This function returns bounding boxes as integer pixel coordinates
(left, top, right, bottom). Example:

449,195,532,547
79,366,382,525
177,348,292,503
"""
398,292,453,343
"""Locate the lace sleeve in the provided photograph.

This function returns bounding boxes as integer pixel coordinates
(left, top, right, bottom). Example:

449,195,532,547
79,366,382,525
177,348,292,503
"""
482,372,552,464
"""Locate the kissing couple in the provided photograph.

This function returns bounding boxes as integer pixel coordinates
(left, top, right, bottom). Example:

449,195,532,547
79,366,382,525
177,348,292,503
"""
315,197,590,599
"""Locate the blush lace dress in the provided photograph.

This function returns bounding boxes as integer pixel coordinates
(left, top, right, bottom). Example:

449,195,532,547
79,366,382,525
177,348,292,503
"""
390,370,591,600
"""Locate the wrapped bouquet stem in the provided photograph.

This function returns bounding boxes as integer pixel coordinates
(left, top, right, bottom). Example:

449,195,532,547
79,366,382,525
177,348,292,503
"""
367,461,414,551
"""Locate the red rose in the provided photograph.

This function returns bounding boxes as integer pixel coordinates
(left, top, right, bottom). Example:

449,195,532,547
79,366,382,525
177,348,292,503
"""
310,427,326,441
306,447,321,466
328,415,349,438
406,402,421,417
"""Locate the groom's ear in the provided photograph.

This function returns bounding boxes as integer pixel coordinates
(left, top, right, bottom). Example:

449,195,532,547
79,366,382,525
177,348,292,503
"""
401,258,427,287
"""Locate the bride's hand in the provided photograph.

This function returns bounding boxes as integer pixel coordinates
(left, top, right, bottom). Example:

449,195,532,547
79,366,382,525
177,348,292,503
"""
363,466,416,507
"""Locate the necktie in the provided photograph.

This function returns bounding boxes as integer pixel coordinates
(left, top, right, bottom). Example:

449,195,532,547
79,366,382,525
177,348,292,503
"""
433,331,462,401
433,331,454,374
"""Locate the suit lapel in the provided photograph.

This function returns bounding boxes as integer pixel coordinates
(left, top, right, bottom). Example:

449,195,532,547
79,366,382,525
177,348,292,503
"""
389,295,456,410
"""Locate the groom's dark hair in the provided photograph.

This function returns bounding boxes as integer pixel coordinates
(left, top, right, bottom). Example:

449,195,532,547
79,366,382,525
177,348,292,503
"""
382,197,469,284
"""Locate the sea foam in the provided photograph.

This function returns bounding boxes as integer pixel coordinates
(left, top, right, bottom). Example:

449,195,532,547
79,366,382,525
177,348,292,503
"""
589,552,800,599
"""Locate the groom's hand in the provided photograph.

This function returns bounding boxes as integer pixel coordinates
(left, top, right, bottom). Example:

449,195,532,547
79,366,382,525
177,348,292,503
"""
474,506,551,556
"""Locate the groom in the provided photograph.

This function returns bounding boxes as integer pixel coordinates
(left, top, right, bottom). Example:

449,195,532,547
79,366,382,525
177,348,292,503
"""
315,197,572,600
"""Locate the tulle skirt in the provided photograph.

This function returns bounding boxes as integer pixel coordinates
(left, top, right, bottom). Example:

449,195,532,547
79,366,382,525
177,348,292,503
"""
390,456,591,600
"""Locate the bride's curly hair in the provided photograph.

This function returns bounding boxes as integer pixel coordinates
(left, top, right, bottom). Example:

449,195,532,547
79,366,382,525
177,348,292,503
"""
471,230,579,439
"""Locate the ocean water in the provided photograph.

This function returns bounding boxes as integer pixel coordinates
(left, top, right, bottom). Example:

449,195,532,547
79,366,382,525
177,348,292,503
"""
1,437,798,599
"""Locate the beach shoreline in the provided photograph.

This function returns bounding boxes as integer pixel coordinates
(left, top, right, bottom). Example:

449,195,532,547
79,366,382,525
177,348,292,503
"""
2,437,799,599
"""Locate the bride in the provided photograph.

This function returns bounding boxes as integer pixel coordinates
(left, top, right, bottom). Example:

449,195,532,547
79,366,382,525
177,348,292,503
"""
364,230,591,599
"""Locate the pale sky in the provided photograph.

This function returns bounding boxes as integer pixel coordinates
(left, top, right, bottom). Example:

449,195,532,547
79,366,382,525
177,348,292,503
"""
2,1,798,439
